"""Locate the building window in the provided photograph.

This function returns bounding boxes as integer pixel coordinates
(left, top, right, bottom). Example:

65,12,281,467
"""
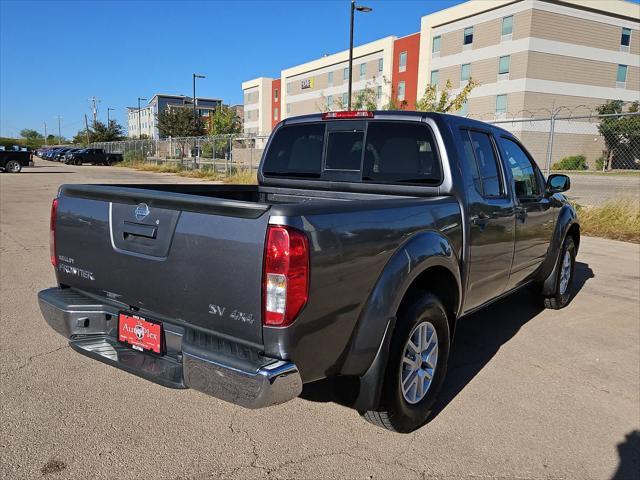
459,101,468,116
501,15,513,37
399,51,407,72
360,63,366,80
495,94,507,114
342,92,348,106
376,85,382,101
463,27,474,47
430,70,439,87
432,35,441,56
461,63,471,82
621,27,631,51
617,64,628,86
343,67,350,80
274,107,279,120
274,89,278,101
286,83,291,94
378,58,383,72
498,55,511,76
397,81,406,101
327,95,333,110
328,71,334,85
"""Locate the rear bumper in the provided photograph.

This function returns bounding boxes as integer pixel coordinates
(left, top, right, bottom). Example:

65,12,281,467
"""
37,287,302,408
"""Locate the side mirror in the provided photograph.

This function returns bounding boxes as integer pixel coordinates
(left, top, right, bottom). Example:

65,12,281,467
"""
547,174,570,193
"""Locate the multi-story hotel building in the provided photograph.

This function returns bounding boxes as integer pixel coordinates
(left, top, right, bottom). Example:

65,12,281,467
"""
242,0,639,141
127,94,222,139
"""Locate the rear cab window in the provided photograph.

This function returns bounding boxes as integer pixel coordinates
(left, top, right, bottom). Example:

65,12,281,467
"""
263,120,442,185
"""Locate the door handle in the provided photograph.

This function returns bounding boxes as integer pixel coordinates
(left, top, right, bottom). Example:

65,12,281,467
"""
471,213,489,227
515,207,527,222
123,221,157,239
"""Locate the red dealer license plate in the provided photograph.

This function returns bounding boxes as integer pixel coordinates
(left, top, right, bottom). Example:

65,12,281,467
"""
118,313,163,354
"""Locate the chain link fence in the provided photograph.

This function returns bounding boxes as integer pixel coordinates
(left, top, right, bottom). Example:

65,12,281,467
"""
92,134,270,175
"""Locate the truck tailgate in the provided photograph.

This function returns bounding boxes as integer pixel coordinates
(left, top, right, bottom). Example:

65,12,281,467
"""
54,185,270,345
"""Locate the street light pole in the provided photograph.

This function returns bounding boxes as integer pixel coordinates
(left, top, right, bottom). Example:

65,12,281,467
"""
347,1,372,110
56,116,62,144
137,97,147,139
192,73,206,123
107,107,115,125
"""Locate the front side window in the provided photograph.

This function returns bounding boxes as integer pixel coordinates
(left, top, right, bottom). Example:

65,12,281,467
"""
397,81,406,101
430,70,439,87
467,130,503,197
621,27,631,47
325,131,364,171
499,137,541,198
617,64,628,83
360,63,366,80
363,121,442,184
464,27,474,45
399,51,407,72
502,15,513,36
432,35,441,53
499,55,511,75
461,63,471,81
496,94,508,114
262,123,325,178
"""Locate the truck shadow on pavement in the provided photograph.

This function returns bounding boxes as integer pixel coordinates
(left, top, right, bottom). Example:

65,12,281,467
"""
429,260,594,420
301,262,595,420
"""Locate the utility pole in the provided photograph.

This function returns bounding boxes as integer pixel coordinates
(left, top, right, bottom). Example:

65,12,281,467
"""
56,116,63,145
88,97,99,126
44,122,48,145
84,114,90,145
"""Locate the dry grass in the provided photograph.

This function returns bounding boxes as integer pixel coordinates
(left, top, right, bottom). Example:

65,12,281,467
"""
115,159,257,184
577,199,640,243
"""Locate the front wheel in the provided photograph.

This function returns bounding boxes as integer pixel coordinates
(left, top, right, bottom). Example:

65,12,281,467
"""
5,160,22,173
360,291,450,433
542,236,576,309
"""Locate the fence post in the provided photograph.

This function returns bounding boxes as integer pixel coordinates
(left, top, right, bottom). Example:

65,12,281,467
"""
544,114,556,176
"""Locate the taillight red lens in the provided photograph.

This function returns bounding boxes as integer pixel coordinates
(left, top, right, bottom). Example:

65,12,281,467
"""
322,111,374,120
263,225,309,327
50,198,58,267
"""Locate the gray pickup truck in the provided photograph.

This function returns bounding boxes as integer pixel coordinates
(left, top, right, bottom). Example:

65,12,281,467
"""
38,111,579,432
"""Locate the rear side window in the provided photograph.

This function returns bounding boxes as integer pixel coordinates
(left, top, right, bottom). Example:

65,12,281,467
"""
263,123,325,178
362,122,441,184
466,130,503,197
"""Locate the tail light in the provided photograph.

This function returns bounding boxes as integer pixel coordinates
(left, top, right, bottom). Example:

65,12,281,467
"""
322,111,374,119
50,198,58,267
263,225,309,327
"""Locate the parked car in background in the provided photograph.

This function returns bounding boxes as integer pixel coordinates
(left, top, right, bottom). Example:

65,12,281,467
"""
38,111,579,433
62,148,83,163
0,145,33,173
65,148,123,165
54,148,74,162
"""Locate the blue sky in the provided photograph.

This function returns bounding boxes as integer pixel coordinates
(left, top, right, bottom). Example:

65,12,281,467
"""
0,0,464,138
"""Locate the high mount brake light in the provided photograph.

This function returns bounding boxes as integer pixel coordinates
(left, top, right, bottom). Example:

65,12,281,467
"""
50,198,58,267
321,111,374,120
263,225,309,327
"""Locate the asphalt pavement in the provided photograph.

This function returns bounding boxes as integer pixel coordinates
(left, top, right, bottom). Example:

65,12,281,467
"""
1,159,639,479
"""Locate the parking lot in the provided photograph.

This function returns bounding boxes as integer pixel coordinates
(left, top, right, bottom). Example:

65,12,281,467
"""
1,159,639,480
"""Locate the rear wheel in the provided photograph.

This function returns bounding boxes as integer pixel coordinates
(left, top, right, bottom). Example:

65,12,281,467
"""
360,291,450,433
542,236,576,309
5,160,22,173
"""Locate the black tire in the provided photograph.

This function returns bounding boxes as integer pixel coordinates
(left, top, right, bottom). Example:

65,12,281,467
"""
75,158,82,166
543,236,576,310
5,160,22,173
360,291,450,433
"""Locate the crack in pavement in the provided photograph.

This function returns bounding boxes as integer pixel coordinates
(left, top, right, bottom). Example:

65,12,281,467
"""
3,345,69,375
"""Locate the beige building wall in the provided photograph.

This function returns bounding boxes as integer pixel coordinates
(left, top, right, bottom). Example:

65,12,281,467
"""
281,36,396,120
241,77,273,135
419,0,639,121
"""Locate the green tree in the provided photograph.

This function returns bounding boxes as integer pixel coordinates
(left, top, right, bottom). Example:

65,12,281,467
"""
208,105,241,136
596,100,640,170
71,127,93,146
20,129,43,139
93,120,125,142
415,78,479,113
157,107,206,138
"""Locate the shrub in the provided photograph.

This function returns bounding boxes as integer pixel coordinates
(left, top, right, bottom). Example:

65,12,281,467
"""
595,156,605,171
552,155,588,170
122,151,144,164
